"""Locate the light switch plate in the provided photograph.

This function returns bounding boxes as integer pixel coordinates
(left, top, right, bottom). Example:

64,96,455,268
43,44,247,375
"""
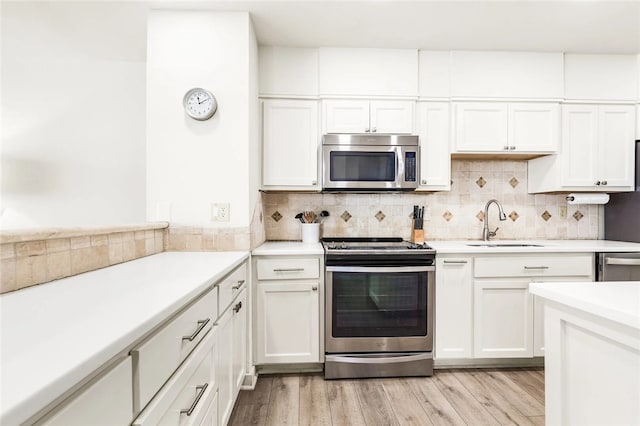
211,203,230,222
559,206,567,219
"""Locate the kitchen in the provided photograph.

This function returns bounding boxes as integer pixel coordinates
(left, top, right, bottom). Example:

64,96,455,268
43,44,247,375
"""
1,1,640,425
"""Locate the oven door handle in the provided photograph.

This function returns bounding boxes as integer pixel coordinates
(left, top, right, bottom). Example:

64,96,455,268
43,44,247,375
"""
325,353,432,364
326,266,434,273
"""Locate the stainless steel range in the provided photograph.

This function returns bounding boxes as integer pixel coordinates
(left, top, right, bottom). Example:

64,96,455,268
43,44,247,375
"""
322,237,435,379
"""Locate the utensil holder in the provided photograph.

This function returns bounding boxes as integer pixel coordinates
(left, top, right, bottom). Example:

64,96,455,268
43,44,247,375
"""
301,223,320,243
411,228,425,244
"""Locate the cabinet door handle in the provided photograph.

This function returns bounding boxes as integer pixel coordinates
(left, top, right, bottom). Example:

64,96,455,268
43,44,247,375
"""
273,268,304,272
233,301,243,313
509,146,516,150
365,128,370,132
595,181,601,185
524,266,549,270
443,260,468,264
182,319,210,341
371,127,377,132
312,286,318,291
421,179,427,185
180,383,208,416
602,180,608,185
232,279,245,290
503,146,509,150
311,180,317,186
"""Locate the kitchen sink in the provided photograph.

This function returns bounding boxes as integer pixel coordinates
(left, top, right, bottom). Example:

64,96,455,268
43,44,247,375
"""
466,243,544,247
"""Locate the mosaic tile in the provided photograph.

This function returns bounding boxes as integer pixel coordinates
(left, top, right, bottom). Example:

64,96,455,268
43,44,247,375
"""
541,210,552,221
476,211,485,222
443,211,453,222
509,211,519,222
573,210,584,221
375,211,386,222
475,177,486,188
509,177,519,188
340,210,352,222
270,211,282,222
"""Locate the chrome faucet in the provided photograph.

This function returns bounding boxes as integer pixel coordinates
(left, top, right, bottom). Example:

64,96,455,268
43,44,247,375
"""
483,199,507,241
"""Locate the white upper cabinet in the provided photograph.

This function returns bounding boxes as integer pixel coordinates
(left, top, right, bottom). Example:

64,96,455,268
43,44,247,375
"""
418,51,451,99
259,47,318,97
453,102,558,154
528,103,636,193
318,48,418,97
416,102,451,190
450,51,564,99
564,54,638,101
262,99,319,190
324,100,414,134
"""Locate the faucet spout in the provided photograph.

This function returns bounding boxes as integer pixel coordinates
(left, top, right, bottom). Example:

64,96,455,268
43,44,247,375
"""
483,199,507,241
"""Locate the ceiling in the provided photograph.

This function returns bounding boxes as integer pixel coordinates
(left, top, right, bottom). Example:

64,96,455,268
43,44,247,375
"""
4,1,640,59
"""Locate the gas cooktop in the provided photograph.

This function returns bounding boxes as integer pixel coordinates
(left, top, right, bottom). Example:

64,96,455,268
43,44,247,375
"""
321,237,435,254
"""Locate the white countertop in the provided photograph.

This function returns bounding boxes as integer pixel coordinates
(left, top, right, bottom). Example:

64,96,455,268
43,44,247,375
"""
429,239,640,254
0,251,249,425
530,281,640,330
252,241,324,256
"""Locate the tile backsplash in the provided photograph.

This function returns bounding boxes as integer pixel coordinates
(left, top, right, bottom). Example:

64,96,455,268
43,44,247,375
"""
263,160,600,241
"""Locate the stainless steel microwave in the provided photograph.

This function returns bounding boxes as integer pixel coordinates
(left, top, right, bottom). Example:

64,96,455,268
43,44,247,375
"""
322,134,419,191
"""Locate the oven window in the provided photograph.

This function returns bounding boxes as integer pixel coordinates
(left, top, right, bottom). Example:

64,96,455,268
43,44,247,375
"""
330,152,396,181
331,271,428,337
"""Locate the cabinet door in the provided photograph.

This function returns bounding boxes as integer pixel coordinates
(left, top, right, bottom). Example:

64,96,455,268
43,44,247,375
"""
231,289,247,397
435,258,473,359
417,102,451,190
508,103,559,152
324,100,370,133
598,105,636,187
263,99,319,188
561,105,599,187
216,309,233,426
454,102,508,152
474,279,533,358
369,100,414,134
256,281,320,364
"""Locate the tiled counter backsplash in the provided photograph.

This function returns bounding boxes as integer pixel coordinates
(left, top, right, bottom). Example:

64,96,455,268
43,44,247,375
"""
264,160,600,241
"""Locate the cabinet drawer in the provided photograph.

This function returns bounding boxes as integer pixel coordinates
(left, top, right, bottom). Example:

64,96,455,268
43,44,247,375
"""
133,329,216,426
256,258,319,280
219,263,247,313
474,254,593,278
132,288,217,412
38,357,133,426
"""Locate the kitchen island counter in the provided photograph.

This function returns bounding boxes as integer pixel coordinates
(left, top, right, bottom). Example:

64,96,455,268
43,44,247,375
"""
529,281,640,425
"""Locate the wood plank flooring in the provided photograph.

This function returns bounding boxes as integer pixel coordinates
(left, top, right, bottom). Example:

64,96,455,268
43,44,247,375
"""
229,368,545,426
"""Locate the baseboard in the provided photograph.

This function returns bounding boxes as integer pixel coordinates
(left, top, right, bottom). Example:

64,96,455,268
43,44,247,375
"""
256,363,324,375
240,366,258,390
434,357,545,369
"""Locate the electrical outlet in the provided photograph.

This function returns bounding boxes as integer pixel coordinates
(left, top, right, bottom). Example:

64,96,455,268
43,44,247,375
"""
424,205,431,221
211,203,230,222
559,206,567,219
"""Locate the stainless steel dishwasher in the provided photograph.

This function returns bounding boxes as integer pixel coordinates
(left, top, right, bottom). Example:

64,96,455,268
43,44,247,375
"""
597,252,640,281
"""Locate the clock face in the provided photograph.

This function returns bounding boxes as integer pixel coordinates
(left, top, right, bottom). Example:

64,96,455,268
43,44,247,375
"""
183,88,217,120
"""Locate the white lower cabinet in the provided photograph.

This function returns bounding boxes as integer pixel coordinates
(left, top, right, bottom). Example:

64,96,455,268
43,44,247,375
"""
256,281,320,363
231,289,247,395
254,255,322,365
474,279,533,358
435,253,594,361
435,257,473,359
132,330,217,426
37,357,133,426
216,306,234,426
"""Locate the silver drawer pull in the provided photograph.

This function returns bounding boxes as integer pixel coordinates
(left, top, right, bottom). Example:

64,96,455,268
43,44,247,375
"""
182,319,210,341
273,268,305,272
232,279,245,290
312,286,318,291
233,301,243,313
605,258,640,266
180,383,208,416
524,266,549,270
443,260,468,264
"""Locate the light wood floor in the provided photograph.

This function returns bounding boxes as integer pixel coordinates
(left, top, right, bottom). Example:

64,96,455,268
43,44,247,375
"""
229,368,545,426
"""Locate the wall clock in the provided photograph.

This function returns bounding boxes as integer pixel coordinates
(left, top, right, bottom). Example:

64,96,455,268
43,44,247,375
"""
183,88,217,121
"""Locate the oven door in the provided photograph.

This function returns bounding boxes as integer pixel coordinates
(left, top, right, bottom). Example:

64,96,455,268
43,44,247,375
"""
322,145,417,190
325,265,434,353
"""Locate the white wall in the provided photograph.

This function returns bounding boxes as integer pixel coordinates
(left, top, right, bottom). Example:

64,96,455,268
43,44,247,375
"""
1,2,148,229
146,11,257,227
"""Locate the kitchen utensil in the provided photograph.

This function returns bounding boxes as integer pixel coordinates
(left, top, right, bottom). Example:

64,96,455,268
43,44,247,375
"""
303,211,316,223
294,212,304,223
